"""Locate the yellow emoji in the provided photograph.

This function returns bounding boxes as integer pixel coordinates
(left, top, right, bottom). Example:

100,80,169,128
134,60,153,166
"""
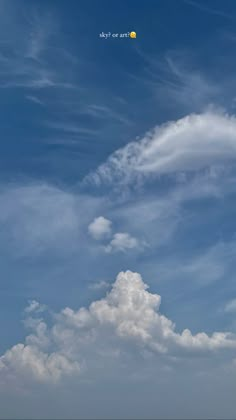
130,31,136,39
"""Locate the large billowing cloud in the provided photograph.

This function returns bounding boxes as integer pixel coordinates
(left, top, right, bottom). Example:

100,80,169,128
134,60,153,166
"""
1,271,236,385
87,111,236,186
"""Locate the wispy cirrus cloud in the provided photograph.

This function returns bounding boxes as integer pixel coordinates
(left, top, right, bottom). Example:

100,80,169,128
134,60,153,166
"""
183,0,235,21
129,48,218,111
0,4,79,91
84,104,133,126
25,94,45,106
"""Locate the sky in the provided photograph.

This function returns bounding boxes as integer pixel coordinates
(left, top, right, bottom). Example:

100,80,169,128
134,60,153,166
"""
2,0,236,418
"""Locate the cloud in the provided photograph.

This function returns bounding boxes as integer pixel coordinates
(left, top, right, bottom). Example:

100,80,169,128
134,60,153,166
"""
85,104,132,126
157,240,236,289
24,300,47,314
0,4,78,91
0,184,79,257
184,0,235,21
61,271,236,354
1,271,236,386
225,299,236,313
0,183,104,258
87,111,236,186
0,344,80,384
105,233,140,253
88,216,112,240
133,49,218,111
88,218,144,254
25,95,44,106
89,280,110,291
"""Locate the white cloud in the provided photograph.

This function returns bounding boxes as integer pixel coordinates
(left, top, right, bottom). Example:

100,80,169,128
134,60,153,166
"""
87,111,236,186
1,271,236,385
88,218,144,254
61,271,236,354
89,280,110,290
105,233,140,253
24,300,47,314
0,344,80,384
88,216,112,240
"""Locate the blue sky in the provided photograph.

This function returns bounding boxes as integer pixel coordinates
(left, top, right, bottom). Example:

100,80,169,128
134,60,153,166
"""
2,0,236,418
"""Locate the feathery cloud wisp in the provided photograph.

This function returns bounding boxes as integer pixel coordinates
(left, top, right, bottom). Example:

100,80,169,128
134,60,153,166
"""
87,111,236,186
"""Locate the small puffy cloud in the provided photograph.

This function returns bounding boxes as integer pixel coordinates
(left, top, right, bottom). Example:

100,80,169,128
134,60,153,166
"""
1,271,236,386
225,299,236,313
88,216,112,240
89,280,110,290
105,233,140,253
24,300,47,314
88,217,144,254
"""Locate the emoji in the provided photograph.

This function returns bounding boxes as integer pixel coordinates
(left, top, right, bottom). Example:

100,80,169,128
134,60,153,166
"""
130,31,136,39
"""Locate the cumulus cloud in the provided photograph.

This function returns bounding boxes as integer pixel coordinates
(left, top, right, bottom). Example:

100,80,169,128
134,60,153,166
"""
1,271,236,386
87,111,236,186
105,233,140,253
88,216,112,240
61,271,236,354
24,300,47,314
0,344,80,384
88,217,143,254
